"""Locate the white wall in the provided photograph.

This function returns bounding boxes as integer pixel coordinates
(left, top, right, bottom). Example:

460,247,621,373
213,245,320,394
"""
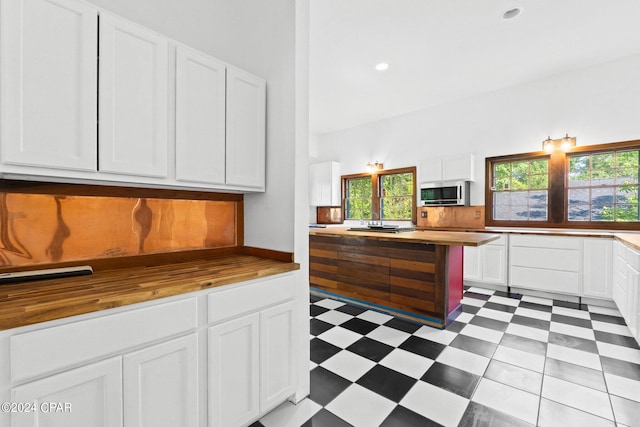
89,0,298,253
315,53,640,205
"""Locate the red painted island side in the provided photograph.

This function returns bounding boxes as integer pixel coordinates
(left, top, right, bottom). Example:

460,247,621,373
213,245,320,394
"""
447,245,464,315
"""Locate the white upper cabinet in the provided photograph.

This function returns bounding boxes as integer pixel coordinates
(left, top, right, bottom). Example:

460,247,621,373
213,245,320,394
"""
225,67,266,190
420,153,475,183
309,161,341,206
175,46,227,185
98,13,168,178
0,0,98,172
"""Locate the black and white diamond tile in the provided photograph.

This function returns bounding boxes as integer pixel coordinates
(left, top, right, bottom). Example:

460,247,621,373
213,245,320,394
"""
253,286,640,427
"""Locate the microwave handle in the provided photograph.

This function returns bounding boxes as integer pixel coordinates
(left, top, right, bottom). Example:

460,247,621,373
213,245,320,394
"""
458,185,461,200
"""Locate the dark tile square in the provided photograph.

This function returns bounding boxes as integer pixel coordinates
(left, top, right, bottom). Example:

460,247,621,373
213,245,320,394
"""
500,333,547,356
310,318,335,336
310,337,341,364
356,365,417,403
544,358,606,391
518,301,553,313
310,304,330,317
309,366,352,406
483,302,517,313
550,314,592,329
421,362,481,399
336,304,368,316
446,321,466,333
450,334,497,358
470,315,509,332
493,290,522,300
601,356,640,382
459,401,534,427
594,330,640,349
463,291,491,301
340,317,379,335
380,405,441,427
461,304,481,314
399,336,447,360
248,422,265,427
302,408,352,427
548,331,598,354
553,299,588,311
346,337,394,362
310,294,322,303
511,314,551,330
590,312,627,326
384,317,422,334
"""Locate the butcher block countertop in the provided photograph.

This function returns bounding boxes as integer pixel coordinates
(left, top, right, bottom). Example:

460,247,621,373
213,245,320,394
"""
309,227,500,247
0,255,299,331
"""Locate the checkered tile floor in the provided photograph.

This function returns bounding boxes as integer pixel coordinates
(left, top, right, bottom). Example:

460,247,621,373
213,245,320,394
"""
252,287,640,427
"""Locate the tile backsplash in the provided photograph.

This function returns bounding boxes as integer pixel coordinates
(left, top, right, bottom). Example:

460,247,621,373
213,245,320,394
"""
0,193,237,267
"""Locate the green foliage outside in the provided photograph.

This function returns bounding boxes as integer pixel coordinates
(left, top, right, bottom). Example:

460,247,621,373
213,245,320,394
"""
381,172,413,219
493,159,549,221
345,177,372,219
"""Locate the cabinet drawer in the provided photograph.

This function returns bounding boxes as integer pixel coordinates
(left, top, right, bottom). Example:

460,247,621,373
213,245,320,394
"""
11,297,197,383
624,246,640,271
510,246,579,272
511,266,580,295
208,273,295,324
510,234,581,250
486,235,507,246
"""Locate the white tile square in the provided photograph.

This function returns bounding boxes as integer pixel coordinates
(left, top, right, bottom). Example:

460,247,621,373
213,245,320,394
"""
379,348,434,379
604,373,640,403
472,378,539,425
476,307,514,323
492,345,546,373
414,326,458,345
321,350,376,382
538,398,615,427
310,360,318,371
588,305,622,317
506,323,550,343
484,359,543,395
552,305,591,319
315,310,353,326
521,295,554,306
314,299,345,310
366,325,411,347
454,311,475,323
460,323,504,344
592,320,633,337
610,394,640,426
356,310,394,324
467,286,495,295
597,342,640,364
400,381,468,426
436,346,490,376
542,375,614,420
550,321,595,340
488,295,521,307
546,343,602,371
260,399,322,427
325,383,396,427
515,307,552,321
317,326,363,348
461,296,486,307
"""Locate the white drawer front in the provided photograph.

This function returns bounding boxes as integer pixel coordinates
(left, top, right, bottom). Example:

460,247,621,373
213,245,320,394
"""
510,246,579,272
510,234,581,250
486,234,507,246
208,273,296,324
510,266,580,295
625,246,640,271
11,297,197,383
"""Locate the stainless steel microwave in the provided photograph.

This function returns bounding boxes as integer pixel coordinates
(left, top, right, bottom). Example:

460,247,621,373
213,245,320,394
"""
420,181,470,206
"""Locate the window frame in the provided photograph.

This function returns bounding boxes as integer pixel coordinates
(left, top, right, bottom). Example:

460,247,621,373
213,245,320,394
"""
485,139,640,230
342,166,417,223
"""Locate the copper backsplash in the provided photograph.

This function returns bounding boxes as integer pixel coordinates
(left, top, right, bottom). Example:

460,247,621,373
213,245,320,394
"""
416,206,485,229
0,193,237,267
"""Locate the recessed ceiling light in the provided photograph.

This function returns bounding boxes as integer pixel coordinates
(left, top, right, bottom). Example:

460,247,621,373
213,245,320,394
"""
502,7,522,20
375,63,389,71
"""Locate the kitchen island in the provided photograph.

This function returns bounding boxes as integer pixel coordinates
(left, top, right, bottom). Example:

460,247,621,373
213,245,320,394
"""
309,228,499,328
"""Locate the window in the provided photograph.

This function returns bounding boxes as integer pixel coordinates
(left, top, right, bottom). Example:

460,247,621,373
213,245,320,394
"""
492,158,549,221
486,140,640,230
343,167,416,222
568,149,640,222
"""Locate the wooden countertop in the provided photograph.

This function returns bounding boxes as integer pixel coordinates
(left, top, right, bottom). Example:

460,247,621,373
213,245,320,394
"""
309,227,500,247
0,255,299,331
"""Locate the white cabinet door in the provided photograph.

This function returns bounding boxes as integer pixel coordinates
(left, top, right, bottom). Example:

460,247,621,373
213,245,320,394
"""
0,0,97,172
123,334,198,427
260,302,296,413
613,242,629,319
11,357,122,427
482,244,507,284
419,158,442,183
583,238,613,299
208,313,260,427
176,46,226,185
442,153,474,182
225,67,266,189
463,246,482,281
309,162,340,206
99,13,168,178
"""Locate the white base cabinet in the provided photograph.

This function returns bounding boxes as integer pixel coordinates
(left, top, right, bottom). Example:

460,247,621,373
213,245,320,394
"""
464,235,507,286
613,241,640,341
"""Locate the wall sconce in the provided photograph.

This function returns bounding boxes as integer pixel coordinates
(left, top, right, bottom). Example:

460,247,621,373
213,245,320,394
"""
366,161,383,172
542,134,576,152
